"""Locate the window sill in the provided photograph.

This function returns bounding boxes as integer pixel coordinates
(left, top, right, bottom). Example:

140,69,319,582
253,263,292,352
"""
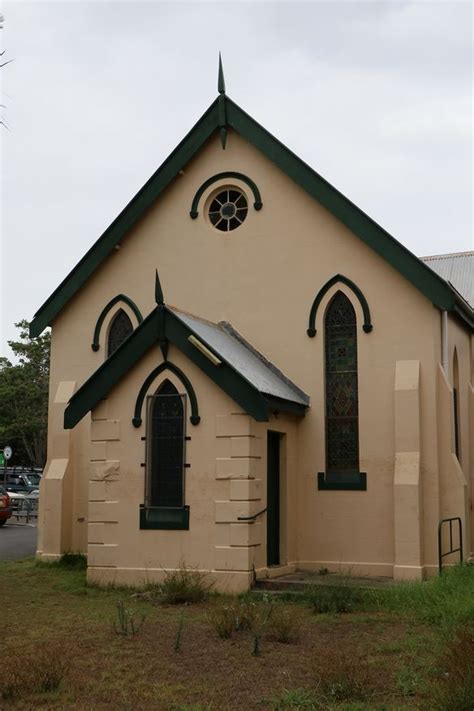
139,505,190,530
317,472,367,491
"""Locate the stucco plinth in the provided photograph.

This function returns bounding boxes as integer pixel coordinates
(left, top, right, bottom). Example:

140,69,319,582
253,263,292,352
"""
87,566,253,593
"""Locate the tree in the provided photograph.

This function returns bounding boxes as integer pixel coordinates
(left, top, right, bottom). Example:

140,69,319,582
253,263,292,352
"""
0,13,13,130
0,321,50,467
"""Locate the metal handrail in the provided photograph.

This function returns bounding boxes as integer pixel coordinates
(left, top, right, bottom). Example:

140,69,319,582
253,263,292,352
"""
237,507,267,522
438,517,463,574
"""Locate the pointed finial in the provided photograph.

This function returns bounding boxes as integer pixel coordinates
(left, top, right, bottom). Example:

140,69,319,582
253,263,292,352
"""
218,52,226,95
155,269,164,306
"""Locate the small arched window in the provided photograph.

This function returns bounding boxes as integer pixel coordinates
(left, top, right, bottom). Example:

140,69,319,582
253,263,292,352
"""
147,380,185,508
107,309,133,357
324,291,359,476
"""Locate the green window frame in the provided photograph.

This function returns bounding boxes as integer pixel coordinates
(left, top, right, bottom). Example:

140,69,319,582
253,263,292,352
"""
140,380,189,529
318,291,366,491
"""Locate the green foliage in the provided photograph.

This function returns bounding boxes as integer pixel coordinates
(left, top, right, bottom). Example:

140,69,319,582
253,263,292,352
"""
268,605,300,644
0,320,50,467
208,595,283,655
174,609,185,652
152,563,214,605
0,643,69,699
430,626,474,710
57,552,88,569
395,666,420,697
208,602,236,639
308,583,363,614
114,599,145,636
269,687,322,709
233,599,258,631
315,651,370,703
208,599,258,639
251,593,274,656
369,564,474,627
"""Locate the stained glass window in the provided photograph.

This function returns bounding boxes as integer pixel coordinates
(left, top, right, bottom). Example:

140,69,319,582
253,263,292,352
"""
325,291,359,474
148,380,185,508
107,309,133,357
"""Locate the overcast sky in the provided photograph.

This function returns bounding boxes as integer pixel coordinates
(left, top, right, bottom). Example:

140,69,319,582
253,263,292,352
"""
1,0,472,359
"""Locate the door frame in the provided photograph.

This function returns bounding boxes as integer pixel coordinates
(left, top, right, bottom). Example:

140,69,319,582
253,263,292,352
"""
266,430,282,567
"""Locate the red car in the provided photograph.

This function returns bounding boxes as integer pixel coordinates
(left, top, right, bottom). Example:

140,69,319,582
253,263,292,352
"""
0,486,12,526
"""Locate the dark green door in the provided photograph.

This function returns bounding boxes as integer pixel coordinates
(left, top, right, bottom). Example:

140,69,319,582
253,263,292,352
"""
267,431,280,566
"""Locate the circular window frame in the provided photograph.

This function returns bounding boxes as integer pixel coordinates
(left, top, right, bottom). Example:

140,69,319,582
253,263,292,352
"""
205,185,249,233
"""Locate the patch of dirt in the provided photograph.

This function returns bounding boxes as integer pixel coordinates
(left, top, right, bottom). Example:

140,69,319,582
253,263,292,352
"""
1,609,427,709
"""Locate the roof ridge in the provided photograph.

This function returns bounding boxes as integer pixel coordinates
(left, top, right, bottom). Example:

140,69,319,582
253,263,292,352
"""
30,91,473,336
421,251,474,260
167,305,218,327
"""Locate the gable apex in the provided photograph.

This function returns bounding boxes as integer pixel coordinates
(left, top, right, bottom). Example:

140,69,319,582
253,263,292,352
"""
30,90,473,337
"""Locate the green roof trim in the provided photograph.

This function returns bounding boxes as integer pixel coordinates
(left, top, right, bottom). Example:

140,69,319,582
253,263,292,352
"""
190,171,263,219
31,93,473,337
64,305,306,429
133,361,201,428
225,98,472,326
92,294,143,351
30,99,220,338
164,308,270,422
307,274,373,337
64,309,159,429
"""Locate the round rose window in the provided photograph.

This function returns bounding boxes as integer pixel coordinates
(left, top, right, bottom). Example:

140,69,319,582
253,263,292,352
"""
208,189,248,231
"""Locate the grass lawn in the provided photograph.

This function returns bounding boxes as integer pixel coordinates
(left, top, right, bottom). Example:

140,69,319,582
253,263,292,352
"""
0,559,473,710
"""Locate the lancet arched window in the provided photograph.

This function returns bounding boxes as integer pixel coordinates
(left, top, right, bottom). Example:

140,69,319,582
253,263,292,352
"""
147,380,185,508
453,349,461,461
107,309,133,357
324,291,359,476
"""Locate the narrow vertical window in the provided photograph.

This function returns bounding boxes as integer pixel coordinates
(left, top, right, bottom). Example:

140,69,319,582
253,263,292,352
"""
325,291,359,477
453,349,461,461
147,380,185,508
107,309,133,357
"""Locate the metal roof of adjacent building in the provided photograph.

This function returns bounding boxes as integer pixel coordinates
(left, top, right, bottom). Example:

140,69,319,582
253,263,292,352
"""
421,252,473,308
169,307,310,407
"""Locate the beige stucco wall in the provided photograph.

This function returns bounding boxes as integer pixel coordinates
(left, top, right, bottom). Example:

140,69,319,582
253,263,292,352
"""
38,126,473,585
83,344,298,592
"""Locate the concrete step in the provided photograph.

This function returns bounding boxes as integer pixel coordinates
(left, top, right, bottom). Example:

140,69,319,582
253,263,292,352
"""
253,571,399,593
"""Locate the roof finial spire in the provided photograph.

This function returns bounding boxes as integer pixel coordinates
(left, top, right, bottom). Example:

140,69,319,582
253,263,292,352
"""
218,52,226,95
155,269,164,306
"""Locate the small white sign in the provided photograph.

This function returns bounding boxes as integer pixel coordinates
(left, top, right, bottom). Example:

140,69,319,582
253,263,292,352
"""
3,446,12,460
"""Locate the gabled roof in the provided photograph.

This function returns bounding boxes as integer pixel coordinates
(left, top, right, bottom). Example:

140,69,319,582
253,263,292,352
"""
30,87,474,336
421,252,473,309
171,308,309,407
64,303,310,429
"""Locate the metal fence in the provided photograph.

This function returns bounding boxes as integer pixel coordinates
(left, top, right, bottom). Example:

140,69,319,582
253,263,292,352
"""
10,494,39,524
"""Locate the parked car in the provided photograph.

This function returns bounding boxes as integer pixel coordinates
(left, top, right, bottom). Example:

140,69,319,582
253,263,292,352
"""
0,485,12,526
0,468,42,495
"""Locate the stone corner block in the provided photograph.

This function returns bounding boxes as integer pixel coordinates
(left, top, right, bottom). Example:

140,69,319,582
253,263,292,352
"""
215,500,257,523
91,419,120,442
230,478,262,501
230,522,262,547
90,460,120,481
215,457,257,480
231,436,261,458
214,545,255,572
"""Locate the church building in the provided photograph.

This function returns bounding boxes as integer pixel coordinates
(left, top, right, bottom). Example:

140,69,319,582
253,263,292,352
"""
30,61,474,591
